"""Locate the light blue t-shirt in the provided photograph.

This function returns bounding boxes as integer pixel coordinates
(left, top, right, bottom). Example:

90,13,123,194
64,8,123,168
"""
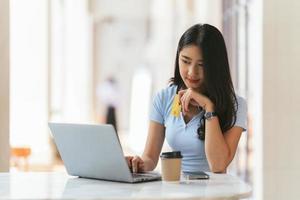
150,85,247,172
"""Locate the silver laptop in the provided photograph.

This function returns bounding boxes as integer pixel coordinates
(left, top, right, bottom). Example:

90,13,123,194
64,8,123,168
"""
48,123,161,183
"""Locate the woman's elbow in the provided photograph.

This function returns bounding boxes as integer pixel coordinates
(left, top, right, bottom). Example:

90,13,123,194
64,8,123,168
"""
209,159,228,173
210,165,227,173
207,151,231,173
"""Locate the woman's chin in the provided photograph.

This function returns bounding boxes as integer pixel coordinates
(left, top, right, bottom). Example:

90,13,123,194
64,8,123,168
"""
186,84,201,90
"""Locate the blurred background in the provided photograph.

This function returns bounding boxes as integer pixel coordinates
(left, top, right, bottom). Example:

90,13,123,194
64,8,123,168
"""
1,0,300,199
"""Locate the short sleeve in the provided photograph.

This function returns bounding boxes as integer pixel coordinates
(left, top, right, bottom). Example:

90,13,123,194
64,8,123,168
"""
149,90,165,125
234,96,248,132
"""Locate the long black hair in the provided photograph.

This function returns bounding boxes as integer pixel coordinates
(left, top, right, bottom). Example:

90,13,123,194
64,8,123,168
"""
170,24,237,140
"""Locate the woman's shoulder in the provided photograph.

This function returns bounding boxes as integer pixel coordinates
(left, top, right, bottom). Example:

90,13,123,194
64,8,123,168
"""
155,85,177,99
233,95,248,131
235,95,247,113
235,95,247,107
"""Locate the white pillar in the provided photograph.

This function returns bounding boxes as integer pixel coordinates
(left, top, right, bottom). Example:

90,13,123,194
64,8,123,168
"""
129,67,152,153
10,0,50,164
248,0,263,198
261,0,300,199
0,0,10,172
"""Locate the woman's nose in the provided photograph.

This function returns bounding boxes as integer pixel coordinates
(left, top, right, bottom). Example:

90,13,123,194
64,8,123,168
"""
188,65,197,76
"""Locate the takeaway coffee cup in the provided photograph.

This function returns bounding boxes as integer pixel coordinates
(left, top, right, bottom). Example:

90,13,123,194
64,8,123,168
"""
160,151,182,182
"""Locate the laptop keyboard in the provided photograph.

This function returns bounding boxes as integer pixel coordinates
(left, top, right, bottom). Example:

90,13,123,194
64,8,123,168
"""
131,172,161,182
132,173,154,178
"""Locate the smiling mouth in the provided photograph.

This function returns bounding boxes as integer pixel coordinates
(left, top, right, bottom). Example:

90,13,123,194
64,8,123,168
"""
187,78,200,84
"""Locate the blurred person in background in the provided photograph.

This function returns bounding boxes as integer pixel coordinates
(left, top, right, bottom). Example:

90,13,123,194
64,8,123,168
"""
96,77,119,132
126,24,247,173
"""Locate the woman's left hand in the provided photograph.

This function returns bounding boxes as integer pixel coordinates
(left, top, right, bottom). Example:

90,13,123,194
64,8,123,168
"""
178,88,214,115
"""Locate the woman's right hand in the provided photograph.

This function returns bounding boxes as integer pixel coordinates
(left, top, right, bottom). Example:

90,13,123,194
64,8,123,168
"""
125,156,145,173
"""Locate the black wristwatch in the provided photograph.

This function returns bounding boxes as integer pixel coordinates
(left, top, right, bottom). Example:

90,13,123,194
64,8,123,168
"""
204,111,217,120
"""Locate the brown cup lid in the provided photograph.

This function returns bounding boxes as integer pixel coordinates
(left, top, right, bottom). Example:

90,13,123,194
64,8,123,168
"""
160,151,182,159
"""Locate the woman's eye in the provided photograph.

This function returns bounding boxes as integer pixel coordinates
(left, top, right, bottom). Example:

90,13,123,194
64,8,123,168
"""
182,60,189,64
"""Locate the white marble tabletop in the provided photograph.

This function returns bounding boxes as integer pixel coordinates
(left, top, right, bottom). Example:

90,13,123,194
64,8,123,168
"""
0,172,251,200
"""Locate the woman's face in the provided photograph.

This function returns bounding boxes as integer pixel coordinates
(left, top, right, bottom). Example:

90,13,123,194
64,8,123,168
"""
179,45,204,90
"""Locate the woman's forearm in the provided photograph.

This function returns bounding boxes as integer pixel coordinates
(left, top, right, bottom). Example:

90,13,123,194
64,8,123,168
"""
204,104,230,173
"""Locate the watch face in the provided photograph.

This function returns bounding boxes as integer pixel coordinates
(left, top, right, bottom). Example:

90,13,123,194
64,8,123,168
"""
205,113,212,118
205,112,216,119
